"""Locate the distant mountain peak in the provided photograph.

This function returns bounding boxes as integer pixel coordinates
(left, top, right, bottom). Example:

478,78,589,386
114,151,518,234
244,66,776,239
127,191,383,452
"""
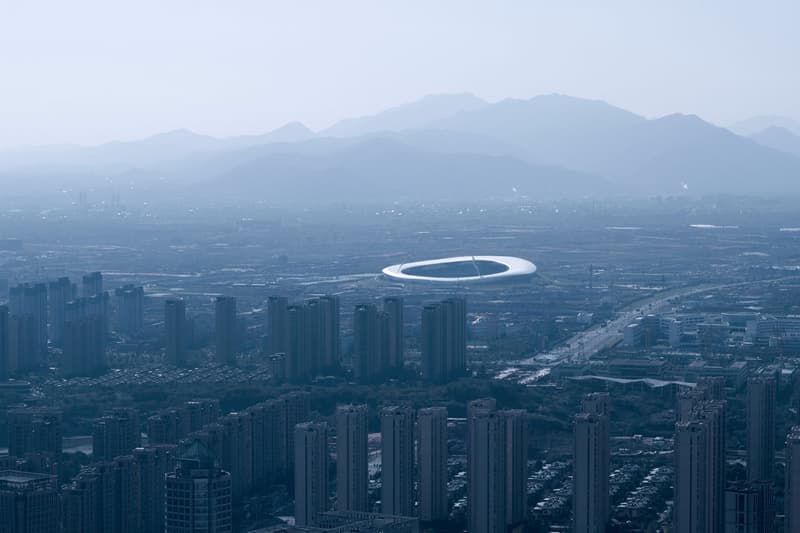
730,114,800,136
749,125,800,158
652,113,710,126
755,125,796,137
654,112,702,121
271,121,314,135
224,122,316,147
95,128,218,154
320,93,488,138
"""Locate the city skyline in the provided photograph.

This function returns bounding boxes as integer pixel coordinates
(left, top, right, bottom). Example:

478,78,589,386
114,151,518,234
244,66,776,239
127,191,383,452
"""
2,3,800,531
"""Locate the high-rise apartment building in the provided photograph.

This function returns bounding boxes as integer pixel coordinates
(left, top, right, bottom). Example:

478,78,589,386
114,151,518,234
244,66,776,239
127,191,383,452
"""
503,409,528,528
467,399,506,533
108,455,141,533
295,422,330,527
9,282,48,357
134,445,177,533
305,299,323,372
287,304,308,381
318,295,341,369
225,392,308,496
380,406,415,516
47,277,72,345
64,452,151,533
114,285,144,337
573,393,610,533
698,376,727,402
573,413,609,533
674,419,709,533
465,399,525,531
247,399,286,487
581,392,610,418
7,314,36,374
216,412,254,502
336,404,368,512
270,295,339,380
62,315,105,376
266,296,289,355
724,480,774,533
675,381,727,533
746,376,776,482
417,406,448,523
61,472,99,533
421,305,444,382
165,298,187,366
442,297,466,376
786,427,800,533
353,298,402,382
284,391,311,471
92,408,141,461
6,408,62,458
421,297,466,383
147,408,189,446
674,399,726,533
353,304,380,382
215,296,237,365
82,272,103,298
700,400,727,533
245,402,267,490
62,293,109,376
0,306,8,380
91,291,110,341
112,454,140,526
185,398,221,431
382,297,404,371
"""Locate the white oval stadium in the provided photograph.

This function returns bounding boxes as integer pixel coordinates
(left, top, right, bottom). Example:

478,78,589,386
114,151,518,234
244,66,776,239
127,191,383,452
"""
382,255,537,283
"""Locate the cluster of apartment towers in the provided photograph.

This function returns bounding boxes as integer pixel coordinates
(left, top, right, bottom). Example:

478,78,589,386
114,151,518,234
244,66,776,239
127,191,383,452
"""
2,393,526,532
0,272,142,378
3,374,800,532
571,376,800,533
293,399,530,532
0,270,466,384
191,294,466,383
670,375,800,533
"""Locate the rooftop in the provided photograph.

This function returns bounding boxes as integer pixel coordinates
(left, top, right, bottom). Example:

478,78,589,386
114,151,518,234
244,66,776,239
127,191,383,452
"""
0,470,57,490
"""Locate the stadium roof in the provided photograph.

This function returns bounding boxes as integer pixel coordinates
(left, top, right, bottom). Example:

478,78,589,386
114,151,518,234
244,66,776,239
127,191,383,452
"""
382,255,536,283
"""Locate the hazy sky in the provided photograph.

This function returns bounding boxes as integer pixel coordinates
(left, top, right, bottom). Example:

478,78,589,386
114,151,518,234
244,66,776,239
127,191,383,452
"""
1,0,798,149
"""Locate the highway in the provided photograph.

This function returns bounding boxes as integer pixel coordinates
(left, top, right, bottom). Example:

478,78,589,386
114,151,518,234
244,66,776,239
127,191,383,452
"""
513,284,713,367
503,276,795,375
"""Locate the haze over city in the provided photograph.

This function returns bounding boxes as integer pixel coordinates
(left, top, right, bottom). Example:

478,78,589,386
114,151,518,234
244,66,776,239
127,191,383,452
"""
2,3,800,533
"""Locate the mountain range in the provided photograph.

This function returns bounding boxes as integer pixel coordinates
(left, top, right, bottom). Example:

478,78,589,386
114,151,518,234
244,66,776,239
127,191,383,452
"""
729,115,800,137
2,94,800,203
749,126,800,158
